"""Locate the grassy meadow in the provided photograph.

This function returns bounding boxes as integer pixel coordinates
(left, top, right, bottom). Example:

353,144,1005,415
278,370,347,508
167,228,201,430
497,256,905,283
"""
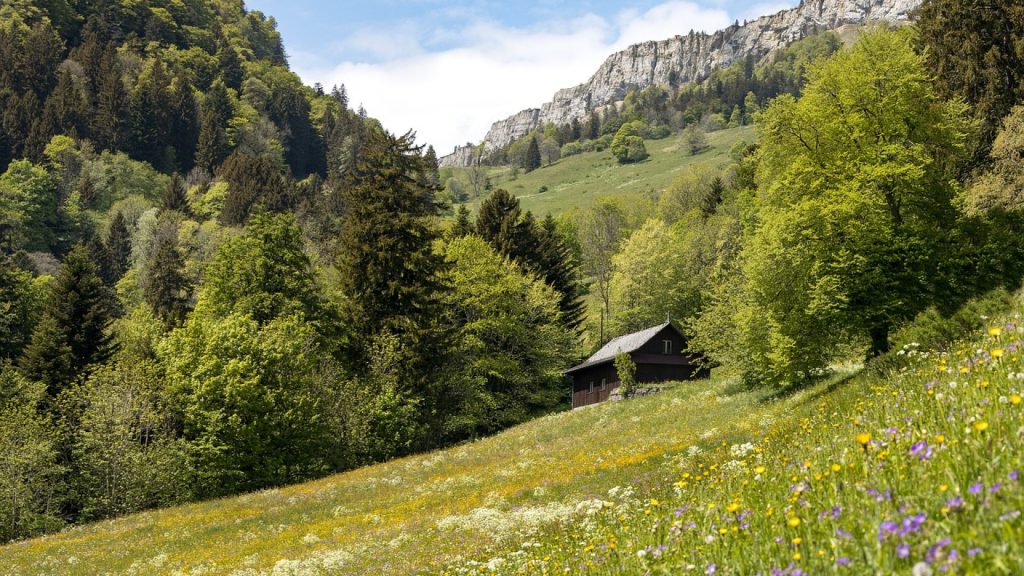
3,293,1024,575
453,125,756,216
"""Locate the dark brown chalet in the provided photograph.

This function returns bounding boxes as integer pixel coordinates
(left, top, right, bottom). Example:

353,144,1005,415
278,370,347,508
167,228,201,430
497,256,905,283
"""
565,322,708,408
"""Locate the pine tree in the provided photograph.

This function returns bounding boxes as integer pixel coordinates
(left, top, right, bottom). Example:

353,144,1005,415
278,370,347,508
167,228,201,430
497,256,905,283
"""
105,212,131,282
19,245,114,396
143,234,188,326
524,136,541,172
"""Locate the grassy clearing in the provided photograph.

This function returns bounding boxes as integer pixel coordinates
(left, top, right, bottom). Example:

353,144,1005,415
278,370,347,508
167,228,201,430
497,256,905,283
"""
457,125,755,216
3,368,836,575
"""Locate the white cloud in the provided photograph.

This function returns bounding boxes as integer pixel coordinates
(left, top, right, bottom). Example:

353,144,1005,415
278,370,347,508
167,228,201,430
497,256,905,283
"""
294,2,735,154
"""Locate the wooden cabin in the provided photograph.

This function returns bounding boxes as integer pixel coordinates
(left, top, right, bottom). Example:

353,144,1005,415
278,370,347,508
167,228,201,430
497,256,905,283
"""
565,322,708,409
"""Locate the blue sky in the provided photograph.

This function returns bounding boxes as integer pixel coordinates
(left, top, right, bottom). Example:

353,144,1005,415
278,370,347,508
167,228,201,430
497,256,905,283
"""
246,0,795,153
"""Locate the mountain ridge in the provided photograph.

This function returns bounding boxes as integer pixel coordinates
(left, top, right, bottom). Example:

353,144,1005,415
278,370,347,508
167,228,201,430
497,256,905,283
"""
440,0,919,167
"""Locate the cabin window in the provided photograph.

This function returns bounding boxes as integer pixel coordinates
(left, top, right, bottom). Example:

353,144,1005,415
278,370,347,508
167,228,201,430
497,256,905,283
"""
589,381,594,394
663,339,673,354
600,378,606,391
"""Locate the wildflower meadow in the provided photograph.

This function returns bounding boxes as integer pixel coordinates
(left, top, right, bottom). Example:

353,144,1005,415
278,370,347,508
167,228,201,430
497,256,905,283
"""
3,301,1023,575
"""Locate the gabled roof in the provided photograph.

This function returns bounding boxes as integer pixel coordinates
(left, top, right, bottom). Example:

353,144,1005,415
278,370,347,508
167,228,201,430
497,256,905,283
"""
565,322,678,374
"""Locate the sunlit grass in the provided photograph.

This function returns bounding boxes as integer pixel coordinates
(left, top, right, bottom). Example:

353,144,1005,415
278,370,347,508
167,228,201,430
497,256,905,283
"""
456,125,756,216
3,369,819,575
436,303,1024,575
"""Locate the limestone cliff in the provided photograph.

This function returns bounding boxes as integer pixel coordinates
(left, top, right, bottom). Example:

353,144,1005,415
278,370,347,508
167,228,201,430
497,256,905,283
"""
440,0,920,167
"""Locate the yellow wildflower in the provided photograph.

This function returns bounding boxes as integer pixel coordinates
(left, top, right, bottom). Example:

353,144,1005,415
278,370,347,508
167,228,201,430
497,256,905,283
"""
1011,394,1022,405
989,327,1002,336
855,432,871,446
754,465,766,475
974,421,989,432
787,516,801,528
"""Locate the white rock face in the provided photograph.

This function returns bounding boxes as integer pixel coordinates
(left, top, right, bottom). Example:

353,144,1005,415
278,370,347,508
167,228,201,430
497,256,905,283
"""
440,0,920,167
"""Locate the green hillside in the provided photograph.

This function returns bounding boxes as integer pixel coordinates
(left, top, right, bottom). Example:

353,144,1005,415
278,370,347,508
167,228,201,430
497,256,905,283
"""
458,125,755,216
4,291,1024,574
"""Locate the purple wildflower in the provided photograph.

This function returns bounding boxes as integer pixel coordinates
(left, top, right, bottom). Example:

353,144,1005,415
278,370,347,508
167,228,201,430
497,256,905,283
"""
926,538,952,564
945,497,963,509
1009,470,1020,482
968,548,981,557
706,563,717,575
990,483,1002,494
898,543,911,559
835,527,852,540
969,483,984,495
878,521,898,542
910,441,933,461
836,557,851,566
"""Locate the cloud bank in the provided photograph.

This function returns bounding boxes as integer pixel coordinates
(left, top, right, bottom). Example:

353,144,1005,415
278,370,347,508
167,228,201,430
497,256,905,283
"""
291,2,736,154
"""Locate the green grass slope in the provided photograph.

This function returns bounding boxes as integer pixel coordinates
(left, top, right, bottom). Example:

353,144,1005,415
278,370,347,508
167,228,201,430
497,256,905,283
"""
460,125,756,216
3,293,1023,575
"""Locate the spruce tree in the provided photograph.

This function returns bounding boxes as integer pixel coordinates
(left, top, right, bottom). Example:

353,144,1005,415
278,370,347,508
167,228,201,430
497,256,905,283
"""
105,212,131,282
162,173,190,215
475,189,534,260
536,214,586,333
917,0,1024,163
337,128,447,391
77,172,97,208
143,234,188,327
524,136,541,172
450,204,474,238
217,37,244,92
701,176,725,218
19,245,114,396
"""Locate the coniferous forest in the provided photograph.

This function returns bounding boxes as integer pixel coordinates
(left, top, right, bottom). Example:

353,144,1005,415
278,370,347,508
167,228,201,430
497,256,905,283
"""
1,0,1024,549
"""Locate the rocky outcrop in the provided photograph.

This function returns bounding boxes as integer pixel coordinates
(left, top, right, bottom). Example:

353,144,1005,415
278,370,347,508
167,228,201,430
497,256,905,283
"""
440,0,920,167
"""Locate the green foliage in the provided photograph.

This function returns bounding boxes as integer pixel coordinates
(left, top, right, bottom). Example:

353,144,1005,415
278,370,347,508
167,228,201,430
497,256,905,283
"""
441,236,573,437
0,159,57,250
161,312,334,496
964,106,1024,214
142,233,189,327
0,365,64,543
201,212,326,328
695,29,971,385
610,121,649,164
71,360,192,521
681,124,708,155
337,129,444,351
613,351,636,398
608,219,693,336
889,288,1016,353
917,0,1024,162
0,256,38,359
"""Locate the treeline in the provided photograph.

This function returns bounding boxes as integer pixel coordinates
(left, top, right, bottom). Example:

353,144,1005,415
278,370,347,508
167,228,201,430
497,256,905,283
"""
0,2,585,543
566,7,1024,386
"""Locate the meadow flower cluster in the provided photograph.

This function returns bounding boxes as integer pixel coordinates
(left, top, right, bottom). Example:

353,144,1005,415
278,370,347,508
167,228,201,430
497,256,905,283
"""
438,313,1024,574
